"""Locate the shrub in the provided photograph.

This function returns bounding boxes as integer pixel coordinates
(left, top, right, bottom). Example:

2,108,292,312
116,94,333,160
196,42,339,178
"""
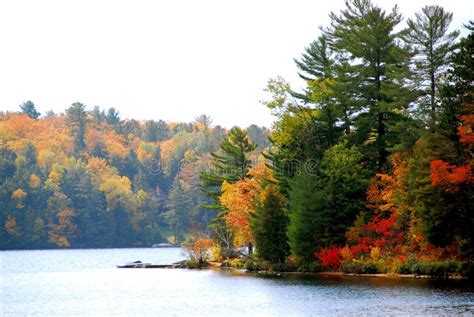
411,261,462,277
340,260,382,274
209,245,222,262
244,259,269,272
269,262,298,272
340,245,353,263
297,262,323,273
186,259,206,269
396,262,414,274
183,235,213,264
222,258,244,268
316,246,341,269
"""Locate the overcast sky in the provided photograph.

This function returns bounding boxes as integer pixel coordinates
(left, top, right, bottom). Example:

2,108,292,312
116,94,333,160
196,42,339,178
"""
0,0,471,128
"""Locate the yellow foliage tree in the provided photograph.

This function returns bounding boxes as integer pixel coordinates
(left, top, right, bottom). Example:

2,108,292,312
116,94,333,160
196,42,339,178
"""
44,163,63,191
4,215,21,237
100,175,134,211
12,188,27,209
29,173,41,189
46,192,76,248
85,157,118,185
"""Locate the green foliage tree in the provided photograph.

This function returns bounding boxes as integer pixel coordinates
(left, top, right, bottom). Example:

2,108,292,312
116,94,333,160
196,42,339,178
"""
326,0,413,170
287,171,325,263
20,101,41,119
90,106,106,125
0,147,17,183
294,35,334,82
404,5,459,125
163,178,192,243
144,120,168,142
105,107,121,125
287,143,369,263
66,102,87,154
250,184,289,263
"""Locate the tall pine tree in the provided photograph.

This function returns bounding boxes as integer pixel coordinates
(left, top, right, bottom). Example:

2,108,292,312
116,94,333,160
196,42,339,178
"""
326,0,413,170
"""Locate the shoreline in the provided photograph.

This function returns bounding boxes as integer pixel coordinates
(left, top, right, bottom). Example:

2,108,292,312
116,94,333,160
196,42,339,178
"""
177,262,469,280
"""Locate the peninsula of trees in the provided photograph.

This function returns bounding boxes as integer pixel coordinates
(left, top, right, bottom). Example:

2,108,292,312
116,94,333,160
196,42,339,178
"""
1,0,473,277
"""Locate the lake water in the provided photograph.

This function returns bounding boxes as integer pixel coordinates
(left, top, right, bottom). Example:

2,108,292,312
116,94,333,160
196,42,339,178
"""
1,248,473,316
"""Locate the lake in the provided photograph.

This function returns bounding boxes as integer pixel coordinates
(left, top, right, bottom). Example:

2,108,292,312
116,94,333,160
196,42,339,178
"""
1,248,473,316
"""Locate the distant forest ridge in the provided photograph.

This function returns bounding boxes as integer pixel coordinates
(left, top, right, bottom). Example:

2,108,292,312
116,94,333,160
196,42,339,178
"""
0,105,270,249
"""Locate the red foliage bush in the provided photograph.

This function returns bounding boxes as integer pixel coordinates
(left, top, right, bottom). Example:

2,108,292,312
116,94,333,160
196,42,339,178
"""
316,246,341,268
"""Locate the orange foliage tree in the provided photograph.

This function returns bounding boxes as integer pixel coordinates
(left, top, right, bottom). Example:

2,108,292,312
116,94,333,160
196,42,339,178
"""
220,161,272,247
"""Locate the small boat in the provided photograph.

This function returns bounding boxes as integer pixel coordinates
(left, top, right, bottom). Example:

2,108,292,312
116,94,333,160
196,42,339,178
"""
116,260,152,268
152,243,177,248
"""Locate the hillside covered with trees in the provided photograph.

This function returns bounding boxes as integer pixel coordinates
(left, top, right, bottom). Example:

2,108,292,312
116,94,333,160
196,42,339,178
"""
0,105,269,249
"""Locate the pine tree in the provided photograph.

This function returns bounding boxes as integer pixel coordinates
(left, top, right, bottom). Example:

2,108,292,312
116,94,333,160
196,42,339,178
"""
326,0,413,170
105,107,121,125
404,5,459,125
287,172,327,263
66,102,87,154
0,147,16,183
144,120,169,142
19,101,41,119
200,127,256,210
164,178,192,243
250,184,289,263
294,35,334,82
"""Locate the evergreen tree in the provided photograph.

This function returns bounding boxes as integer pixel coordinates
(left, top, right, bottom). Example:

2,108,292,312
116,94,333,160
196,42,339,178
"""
287,172,326,263
66,102,87,154
163,178,192,243
20,101,41,119
326,0,413,170
0,146,17,183
294,34,334,85
105,107,121,125
90,106,106,125
411,24,474,257
439,21,474,146
250,184,289,263
287,143,369,263
404,5,459,125
200,127,257,210
144,120,168,142
318,143,370,245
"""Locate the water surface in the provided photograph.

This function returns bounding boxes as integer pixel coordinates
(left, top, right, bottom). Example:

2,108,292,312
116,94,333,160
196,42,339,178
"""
1,248,472,316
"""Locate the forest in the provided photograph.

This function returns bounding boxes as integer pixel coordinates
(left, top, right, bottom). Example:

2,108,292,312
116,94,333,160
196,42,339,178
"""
1,0,473,276
0,104,270,248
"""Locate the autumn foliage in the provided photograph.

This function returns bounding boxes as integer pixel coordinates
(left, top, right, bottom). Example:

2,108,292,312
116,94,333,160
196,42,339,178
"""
184,236,214,264
430,160,473,192
316,246,341,269
220,161,272,247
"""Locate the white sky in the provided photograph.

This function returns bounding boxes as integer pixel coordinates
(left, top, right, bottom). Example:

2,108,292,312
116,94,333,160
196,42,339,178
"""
0,0,472,128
